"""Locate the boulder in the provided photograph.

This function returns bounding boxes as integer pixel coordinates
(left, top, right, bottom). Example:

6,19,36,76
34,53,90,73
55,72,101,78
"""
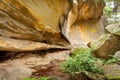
102,64,120,80
106,24,120,36
91,34,120,59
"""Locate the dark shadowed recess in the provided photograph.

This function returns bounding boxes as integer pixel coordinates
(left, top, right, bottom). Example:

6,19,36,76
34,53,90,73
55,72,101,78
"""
0,49,69,62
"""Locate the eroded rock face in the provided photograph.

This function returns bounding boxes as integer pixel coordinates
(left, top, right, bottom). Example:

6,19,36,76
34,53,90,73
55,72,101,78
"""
77,0,105,21
0,0,69,47
0,36,69,51
61,0,105,47
0,0,105,50
0,0,106,79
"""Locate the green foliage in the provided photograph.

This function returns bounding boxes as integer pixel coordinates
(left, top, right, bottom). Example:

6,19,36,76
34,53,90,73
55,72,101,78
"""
61,48,103,74
104,0,120,24
38,77,48,80
23,77,48,80
23,78,36,80
105,57,120,64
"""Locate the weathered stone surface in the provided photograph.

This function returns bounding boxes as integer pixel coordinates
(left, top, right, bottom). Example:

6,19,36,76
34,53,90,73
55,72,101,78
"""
0,50,70,79
61,0,105,47
0,0,106,49
96,59,104,67
102,64,120,80
77,0,105,21
0,0,69,47
69,71,105,80
106,24,120,36
0,36,69,51
114,51,120,59
0,65,33,80
91,34,120,59
100,16,108,27
0,0,106,79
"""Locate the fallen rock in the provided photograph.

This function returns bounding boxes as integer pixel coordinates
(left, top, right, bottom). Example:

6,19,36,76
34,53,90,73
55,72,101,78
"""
91,34,120,59
106,24,120,36
102,64,120,80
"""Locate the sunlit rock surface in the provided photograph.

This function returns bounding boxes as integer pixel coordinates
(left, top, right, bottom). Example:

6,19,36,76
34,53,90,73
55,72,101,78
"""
0,0,69,47
0,0,105,49
0,36,69,51
61,0,105,47
0,0,106,79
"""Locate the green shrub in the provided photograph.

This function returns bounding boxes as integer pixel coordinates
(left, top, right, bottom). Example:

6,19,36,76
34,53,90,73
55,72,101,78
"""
61,48,103,74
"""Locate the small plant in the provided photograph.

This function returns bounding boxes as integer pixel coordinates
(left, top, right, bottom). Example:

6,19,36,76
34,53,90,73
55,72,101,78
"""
23,78,36,80
23,77,48,80
105,57,120,64
61,48,103,74
38,77,48,80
